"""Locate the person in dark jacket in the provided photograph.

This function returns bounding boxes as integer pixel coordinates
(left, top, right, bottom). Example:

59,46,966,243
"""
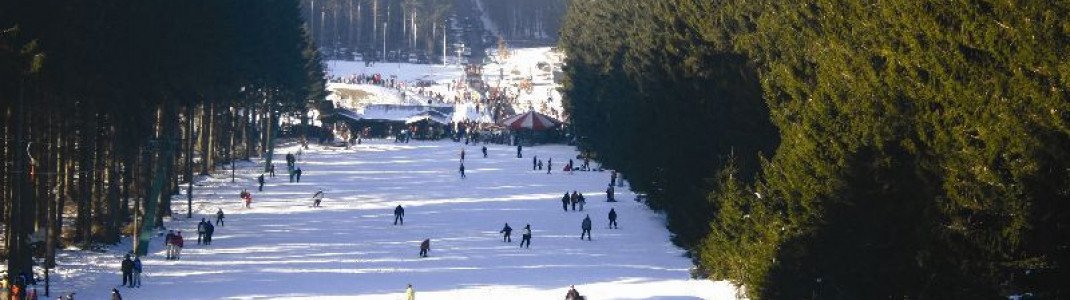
520,224,532,248
516,145,522,158
482,146,487,158
394,205,405,225
204,222,215,245
561,193,570,212
459,163,466,179
269,163,276,177
419,239,430,257
570,191,579,211
257,174,265,191
120,255,134,287
606,186,616,202
197,218,208,245
533,156,538,170
132,257,142,288
581,215,592,241
547,158,552,174
609,208,619,229
500,223,513,242
111,288,123,300
578,193,586,211
216,208,225,226
295,168,303,182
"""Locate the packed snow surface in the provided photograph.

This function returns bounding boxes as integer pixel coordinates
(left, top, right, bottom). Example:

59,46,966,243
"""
46,141,736,299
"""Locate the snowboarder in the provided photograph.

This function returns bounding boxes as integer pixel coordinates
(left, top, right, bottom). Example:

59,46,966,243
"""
257,174,265,191
561,193,570,212
533,156,538,170
607,186,616,202
500,223,513,242
578,193,586,211
482,146,487,158
394,205,405,225
197,218,208,245
111,288,122,300
566,285,584,300
312,190,324,207
405,284,415,300
295,168,303,182
520,224,532,248
547,158,552,174
216,208,225,226
132,256,142,288
570,191,579,211
204,221,215,245
164,230,176,259
581,215,593,241
517,145,522,158
419,239,431,257
609,208,619,229
459,163,466,179
120,254,134,287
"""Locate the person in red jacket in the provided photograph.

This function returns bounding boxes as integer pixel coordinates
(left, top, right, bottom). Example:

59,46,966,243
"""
173,231,185,260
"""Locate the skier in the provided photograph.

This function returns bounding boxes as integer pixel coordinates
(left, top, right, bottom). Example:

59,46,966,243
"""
561,193,570,212
120,254,134,287
459,163,466,179
173,231,185,259
312,190,324,207
257,174,265,191
516,144,522,158
533,156,538,170
519,224,532,248
581,215,593,241
547,158,552,174
607,186,616,202
204,221,215,245
609,208,619,229
295,168,303,182
216,208,225,226
394,205,405,225
578,193,586,211
164,230,176,259
500,223,513,242
132,256,142,288
405,284,415,300
482,146,487,158
419,239,431,257
111,288,122,300
570,191,579,211
197,218,208,245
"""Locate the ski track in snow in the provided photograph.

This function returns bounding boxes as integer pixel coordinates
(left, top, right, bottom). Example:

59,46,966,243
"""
48,141,737,299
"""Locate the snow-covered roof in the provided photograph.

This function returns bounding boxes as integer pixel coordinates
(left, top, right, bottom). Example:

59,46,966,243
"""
359,104,454,122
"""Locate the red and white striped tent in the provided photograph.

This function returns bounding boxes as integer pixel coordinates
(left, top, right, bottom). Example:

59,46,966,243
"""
499,110,561,131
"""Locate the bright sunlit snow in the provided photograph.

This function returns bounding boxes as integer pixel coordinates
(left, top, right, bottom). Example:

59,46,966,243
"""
47,140,736,299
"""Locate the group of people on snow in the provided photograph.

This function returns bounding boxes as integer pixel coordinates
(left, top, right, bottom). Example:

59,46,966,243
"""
163,230,185,260
562,191,587,211
197,218,217,245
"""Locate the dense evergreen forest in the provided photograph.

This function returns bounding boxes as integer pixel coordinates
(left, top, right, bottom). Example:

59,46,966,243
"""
480,0,567,41
0,0,324,283
299,0,452,58
560,0,1069,298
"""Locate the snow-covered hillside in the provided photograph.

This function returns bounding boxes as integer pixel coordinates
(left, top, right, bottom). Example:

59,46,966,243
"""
45,140,737,299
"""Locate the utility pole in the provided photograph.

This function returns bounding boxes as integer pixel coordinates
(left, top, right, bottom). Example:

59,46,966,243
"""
383,22,387,61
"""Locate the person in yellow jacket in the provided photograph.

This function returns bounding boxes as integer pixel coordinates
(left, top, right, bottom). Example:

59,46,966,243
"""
405,284,415,300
